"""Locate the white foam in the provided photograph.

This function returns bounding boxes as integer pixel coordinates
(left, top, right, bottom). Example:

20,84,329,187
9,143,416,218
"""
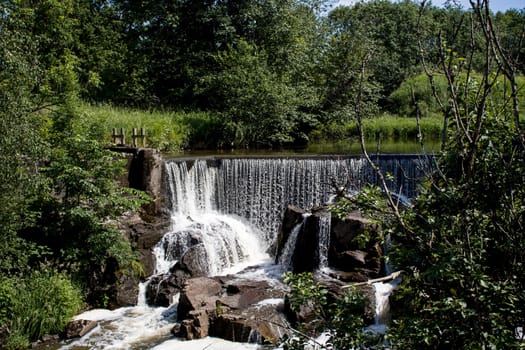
152,337,261,350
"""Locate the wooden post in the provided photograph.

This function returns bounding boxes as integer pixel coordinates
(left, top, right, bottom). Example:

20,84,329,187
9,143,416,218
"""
132,128,138,147
112,128,126,145
140,127,146,147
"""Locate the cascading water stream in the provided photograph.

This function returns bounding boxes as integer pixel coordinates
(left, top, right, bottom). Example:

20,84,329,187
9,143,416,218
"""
278,213,310,270
57,155,426,349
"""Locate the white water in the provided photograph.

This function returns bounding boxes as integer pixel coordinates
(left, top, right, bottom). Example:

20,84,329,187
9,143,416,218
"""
57,156,423,349
316,214,331,269
278,213,310,270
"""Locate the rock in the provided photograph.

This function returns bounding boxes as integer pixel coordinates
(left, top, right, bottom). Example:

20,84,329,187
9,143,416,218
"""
276,205,306,259
128,148,164,217
178,277,222,321
115,271,140,307
291,209,330,273
221,280,275,309
178,310,211,339
328,212,383,279
339,250,367,267
66,319,98,339
179,243,210,277
146,274,181,307
330,212,370,250
177,276,288,344
170,323,181,335
325,269,369,282
41,334,60,343
0,325,10,348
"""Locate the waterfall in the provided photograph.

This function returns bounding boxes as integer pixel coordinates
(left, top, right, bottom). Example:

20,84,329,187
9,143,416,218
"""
316,214,331,269
165,155,428,249
278,213,310,270
58,155,426,349
157,158,269,276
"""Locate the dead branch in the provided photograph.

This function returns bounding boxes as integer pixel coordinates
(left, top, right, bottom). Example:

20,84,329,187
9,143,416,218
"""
342,271,403,288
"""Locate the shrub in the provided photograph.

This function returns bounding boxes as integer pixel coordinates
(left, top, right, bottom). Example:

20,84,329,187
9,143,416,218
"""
3,271,82,349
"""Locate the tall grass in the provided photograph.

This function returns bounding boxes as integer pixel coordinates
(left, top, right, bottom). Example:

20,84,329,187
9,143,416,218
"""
312,114,443,143
351,114,443,141
1,271,83,349
74,103,213,152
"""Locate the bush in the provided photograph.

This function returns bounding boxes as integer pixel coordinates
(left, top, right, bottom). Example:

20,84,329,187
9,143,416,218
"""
2,271,82,349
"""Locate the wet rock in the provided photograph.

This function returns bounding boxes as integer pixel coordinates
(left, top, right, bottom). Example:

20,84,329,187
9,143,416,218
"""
288,209,330,273
66,319,98,339
179,243,210,277
146,273,181,307
276,205,306,259
178,277,222,321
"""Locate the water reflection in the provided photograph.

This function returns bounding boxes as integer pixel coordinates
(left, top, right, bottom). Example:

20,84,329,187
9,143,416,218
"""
167,140,440,158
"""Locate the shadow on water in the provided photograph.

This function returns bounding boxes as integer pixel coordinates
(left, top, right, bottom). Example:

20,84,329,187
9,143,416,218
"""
166,140,440,158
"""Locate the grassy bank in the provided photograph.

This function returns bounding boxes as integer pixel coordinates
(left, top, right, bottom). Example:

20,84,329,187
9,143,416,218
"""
75,103,217,152
77,103,444,152
310,114,443,144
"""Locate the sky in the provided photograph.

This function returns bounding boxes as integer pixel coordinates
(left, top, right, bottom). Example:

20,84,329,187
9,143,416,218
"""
333,0,525,13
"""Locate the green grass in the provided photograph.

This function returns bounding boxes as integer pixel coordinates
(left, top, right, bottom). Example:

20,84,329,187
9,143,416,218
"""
311,114,443,144
352,114,443,141
1,272,83,349
74,103,214,152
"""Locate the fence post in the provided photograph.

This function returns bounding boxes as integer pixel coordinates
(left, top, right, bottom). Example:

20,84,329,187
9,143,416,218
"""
132,128,138,147
140,127,146,147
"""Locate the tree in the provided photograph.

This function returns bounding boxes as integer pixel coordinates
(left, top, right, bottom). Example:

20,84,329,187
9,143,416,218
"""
0,6,49,275
387,1,525,348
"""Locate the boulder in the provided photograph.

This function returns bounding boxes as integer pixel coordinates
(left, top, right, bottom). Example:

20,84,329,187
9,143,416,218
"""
176,276,288,344
290,209,330,273
177,277,223,321
328,212,383,279
276,205,306,259
179,243,210,277
65,319,98,339
146,273,181,307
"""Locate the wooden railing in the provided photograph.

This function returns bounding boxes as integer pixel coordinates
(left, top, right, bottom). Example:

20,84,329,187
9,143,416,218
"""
112,128,146,147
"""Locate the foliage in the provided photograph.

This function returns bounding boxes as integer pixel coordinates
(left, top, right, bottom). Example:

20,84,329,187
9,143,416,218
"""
1,271,82,349
27,135,150,275
281,272,384,350
388,113,525,348
388,73,449,118
385,2,525,349
389,72,525,120
75,103,192,151
198,40,315,147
